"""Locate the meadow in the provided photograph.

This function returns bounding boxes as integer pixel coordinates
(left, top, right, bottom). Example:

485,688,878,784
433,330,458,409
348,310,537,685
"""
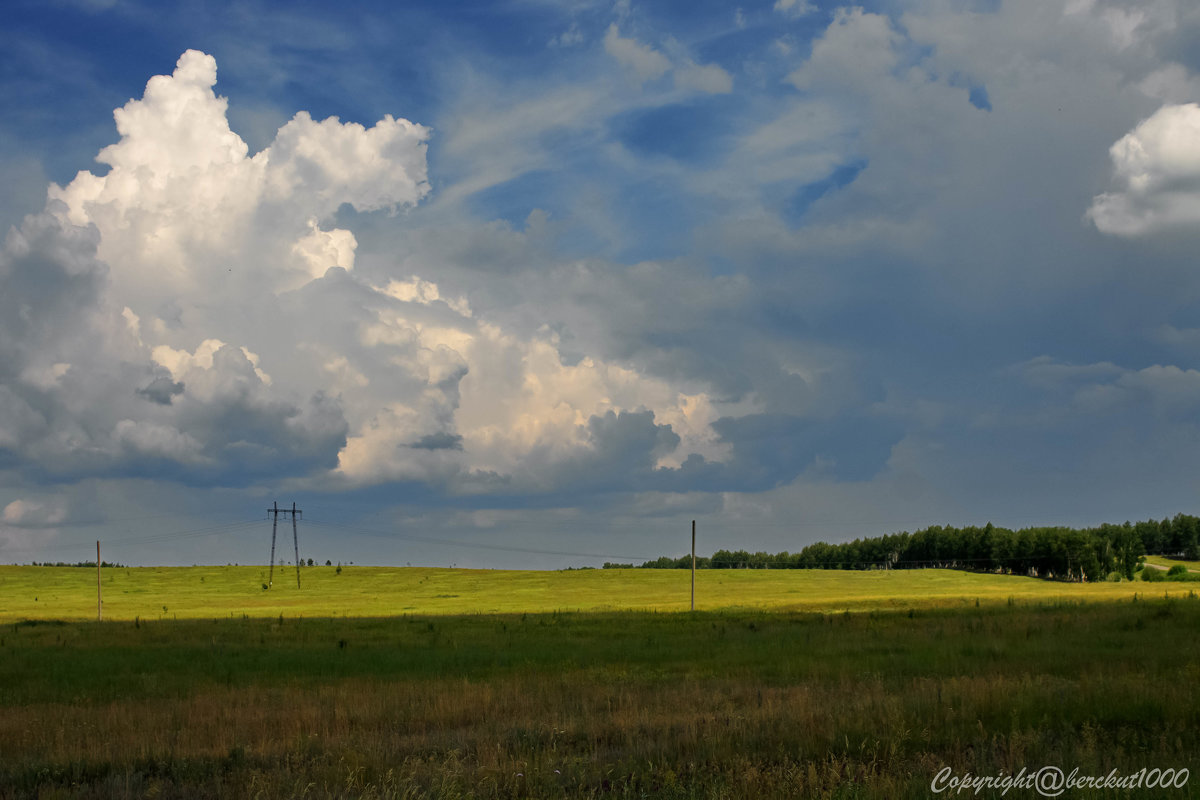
0,563,1193,621
1145,555,1200,572
1,566,1198,798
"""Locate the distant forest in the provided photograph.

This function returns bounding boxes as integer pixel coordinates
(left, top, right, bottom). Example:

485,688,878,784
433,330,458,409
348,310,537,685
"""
611,514,1200,582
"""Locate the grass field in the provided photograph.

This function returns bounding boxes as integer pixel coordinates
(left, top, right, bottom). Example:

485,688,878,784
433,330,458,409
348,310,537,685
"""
2,567,1198,799
1145,555,1200,572
1,564,1193,622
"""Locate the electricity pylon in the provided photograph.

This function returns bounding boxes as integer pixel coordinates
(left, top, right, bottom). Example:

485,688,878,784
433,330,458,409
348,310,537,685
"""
267,501,302,588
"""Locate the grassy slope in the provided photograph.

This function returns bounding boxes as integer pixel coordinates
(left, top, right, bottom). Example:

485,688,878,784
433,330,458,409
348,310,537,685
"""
1145,554,1200,571
1,564,1192,622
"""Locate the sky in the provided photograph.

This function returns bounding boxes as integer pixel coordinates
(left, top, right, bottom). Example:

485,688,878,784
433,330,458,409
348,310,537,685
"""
3,0,1200,568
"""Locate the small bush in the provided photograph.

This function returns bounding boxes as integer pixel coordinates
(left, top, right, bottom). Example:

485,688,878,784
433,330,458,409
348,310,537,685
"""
1141,567,1165,582
1167,564,1189,577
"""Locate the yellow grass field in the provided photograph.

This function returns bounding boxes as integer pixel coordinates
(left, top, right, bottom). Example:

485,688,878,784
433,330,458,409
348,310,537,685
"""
1,563,1191,622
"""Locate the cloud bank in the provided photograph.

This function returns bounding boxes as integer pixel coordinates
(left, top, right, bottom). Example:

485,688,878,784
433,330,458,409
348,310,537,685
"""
0,50,735,496
7,0,1200,565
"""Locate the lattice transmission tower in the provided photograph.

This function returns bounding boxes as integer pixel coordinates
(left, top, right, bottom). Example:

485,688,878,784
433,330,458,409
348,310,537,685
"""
266,501,302,588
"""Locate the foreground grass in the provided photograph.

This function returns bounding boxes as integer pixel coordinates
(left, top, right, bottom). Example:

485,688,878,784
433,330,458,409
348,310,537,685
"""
2,599,1199,799
0,564,1191,622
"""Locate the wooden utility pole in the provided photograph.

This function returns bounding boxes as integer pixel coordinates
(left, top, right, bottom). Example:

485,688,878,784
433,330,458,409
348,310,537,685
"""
291,501,301,589
268,502,278,587
96,540,102,622
691,520,696,611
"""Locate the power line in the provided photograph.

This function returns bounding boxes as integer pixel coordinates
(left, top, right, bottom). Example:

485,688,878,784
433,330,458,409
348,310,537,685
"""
303,518,656,562
99,520,263,548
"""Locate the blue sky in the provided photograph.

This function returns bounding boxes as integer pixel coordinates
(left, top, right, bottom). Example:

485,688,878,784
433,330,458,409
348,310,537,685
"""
3,0,1200,568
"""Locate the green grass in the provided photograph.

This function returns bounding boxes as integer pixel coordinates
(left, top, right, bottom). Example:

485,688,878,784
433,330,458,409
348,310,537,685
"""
0,564,1190,622
1145,554,1200,572
1,601,1199,798
3,566,1199,798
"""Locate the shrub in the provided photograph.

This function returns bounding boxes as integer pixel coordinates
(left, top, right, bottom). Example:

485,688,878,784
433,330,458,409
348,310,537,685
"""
1141,567,1165,582
1167,564,1189,577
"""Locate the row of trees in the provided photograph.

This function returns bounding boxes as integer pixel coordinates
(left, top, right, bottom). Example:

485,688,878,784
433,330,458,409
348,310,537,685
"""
622,514,1200,582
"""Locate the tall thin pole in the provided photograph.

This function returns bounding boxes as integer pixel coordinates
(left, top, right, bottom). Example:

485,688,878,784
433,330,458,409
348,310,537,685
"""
691,520,696,612
96,540,102,621
268,501,278,588
292,501,301,589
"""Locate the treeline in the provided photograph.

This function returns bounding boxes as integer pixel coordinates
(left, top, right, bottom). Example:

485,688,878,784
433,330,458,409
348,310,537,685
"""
617,514,1200,582
28,561,126,568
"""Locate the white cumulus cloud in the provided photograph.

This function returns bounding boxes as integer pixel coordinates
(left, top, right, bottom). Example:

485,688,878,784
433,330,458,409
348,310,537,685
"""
47,49,430,311
1089,103,1200,236
0,49,729,494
